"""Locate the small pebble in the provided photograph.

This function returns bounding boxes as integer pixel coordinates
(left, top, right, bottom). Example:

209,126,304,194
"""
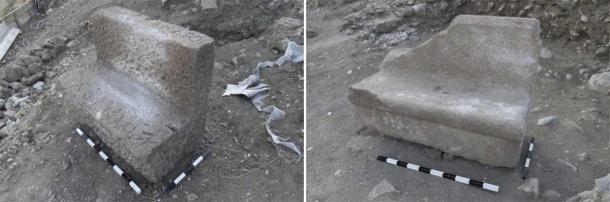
368,179,399,200
576,152,589,162
33,81,45,91
540,48,552,59
594,47,608,57
579,68,589,75
580,15,588,22
530,106,543,113
334,169,344,177
518,178,539,198
187,193,198,201
423,147,443,160
442,153,455,161
542,189,561,200
537,116,557,126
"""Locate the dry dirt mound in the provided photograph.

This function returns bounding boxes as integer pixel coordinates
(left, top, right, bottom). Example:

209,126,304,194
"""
311,0,610,58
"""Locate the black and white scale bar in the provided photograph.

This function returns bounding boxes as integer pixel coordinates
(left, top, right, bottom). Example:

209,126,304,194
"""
522,137,535,179
163,149,211,192
377,156,499,192
75,128,143,194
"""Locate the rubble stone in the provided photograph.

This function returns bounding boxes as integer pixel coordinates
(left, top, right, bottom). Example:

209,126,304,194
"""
32,81,44,91
518,178,540,198
9,82,24,91
265,17,303,52
594,47,608,58
567,174,610,202
588,72,610,93
3,111,15,121
542,190,561,200
1,65,26,82
16,55,42,66
576,152,589,162
373,17,401,33
200,0,218,11
423,147,443,160
40,49,54,63
367,179,398,200
21,72,44,85
26,62,42,75
537,116,557,126
0,86,12,99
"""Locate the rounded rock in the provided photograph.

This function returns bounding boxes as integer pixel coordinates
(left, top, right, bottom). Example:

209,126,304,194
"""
1,65,27,82
594,47,608,58
540,47,552,59
537,116,557,126
27,62,43,75
187,193,198,201
0,86,11,99
588,72,610,93
3,111,16,120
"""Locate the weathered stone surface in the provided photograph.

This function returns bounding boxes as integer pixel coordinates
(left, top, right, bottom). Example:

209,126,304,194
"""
567,174,610,202
59,6,214,183
349,15,541,167
91,7,215,115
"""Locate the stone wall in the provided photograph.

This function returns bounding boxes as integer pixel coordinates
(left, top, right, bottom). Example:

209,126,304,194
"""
0,0,32,27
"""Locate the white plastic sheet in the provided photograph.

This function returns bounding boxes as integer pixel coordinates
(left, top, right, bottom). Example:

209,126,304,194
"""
223,41,304,160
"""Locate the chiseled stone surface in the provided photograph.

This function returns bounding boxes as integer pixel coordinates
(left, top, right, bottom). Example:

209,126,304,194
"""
91,6,215,115
349,15,541,167
60,6,214,183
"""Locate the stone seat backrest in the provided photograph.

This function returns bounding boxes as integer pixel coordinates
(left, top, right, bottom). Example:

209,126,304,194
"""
380,15,541,100
91,6,215,115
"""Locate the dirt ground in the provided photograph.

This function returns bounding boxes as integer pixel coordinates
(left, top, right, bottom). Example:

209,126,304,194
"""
0,0,303,201
306,1,610,201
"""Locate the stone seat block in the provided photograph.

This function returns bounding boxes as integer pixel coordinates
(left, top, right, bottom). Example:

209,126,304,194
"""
349,15,542,167
59,6,214,183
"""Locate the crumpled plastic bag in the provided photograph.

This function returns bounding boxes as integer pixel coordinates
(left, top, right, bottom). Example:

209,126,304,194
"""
223,40,303,161
276,41,304,66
